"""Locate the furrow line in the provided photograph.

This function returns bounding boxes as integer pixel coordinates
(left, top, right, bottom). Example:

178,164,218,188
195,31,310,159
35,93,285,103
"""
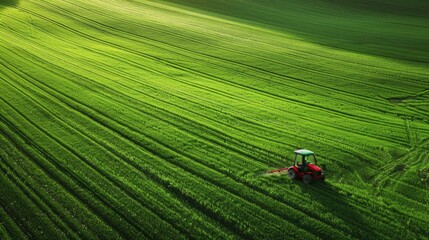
0,107,143,240
16,3,405,131
39,0,413,122
1,57,362,238
0,52,345,239
0,80,185,239
0,157,77,239
0,52,274,168
0,22,406,152
0,163,41,239
0,44,378,191
40,0,405,104
0,39,399,166
58,0,429,105
120,0,429,76
0,203,27,240
0,131,102,240
0,74,232,239
0,61,287,239
75,0,429,81
0,39,303,167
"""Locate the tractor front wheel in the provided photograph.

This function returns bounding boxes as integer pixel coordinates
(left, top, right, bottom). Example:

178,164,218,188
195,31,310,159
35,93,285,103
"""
303,174,312,184
288,169,296,179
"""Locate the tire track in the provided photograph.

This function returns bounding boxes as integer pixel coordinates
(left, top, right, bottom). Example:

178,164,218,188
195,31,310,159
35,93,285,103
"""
0,61,330,240
0,71,235,239
0,157,78,239
0,56,321,239
45,0,416,102
2,1,427,238
0,5,408,154
0,31,404,166
40,0,417,124
0,134,103,240
0,51,394,240
372,115,428,203
16,1,410,133
0,35,364,238
0,80,187,239
0,32,390,202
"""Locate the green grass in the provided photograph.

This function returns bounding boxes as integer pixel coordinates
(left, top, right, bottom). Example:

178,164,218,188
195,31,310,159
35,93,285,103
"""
0,0,428,239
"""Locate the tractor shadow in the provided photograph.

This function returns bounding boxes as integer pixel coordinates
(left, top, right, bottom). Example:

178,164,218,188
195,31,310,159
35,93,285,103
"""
0,0,19,9
295,181,379,239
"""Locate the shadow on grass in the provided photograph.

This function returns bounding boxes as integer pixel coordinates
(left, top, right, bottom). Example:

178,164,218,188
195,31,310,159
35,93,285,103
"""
160,0,429,63
0,0,19,9
295,181,394,239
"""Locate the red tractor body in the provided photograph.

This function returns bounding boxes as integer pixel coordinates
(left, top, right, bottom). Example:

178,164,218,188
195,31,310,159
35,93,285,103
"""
289,164,324,181
287,149,325,183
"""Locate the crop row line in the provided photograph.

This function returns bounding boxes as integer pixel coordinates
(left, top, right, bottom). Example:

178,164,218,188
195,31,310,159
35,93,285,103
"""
0,27,396,171
0,59,320,239
0,70,237,239
1,46,400,239
0,36,392,237
0,98,156,239
0,6,404,170
0,150,81,239
46,0,412,105
20,1,409,136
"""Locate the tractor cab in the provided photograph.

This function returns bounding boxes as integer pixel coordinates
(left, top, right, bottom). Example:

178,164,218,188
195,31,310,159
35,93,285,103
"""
289,149,324,183
293,149,319,172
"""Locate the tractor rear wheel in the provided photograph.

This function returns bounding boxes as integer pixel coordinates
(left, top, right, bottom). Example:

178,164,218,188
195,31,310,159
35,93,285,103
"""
288,169,296,179
303,174,312,184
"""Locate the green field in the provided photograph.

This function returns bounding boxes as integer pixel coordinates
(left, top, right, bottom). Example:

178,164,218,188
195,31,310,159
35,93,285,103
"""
1,0,428,239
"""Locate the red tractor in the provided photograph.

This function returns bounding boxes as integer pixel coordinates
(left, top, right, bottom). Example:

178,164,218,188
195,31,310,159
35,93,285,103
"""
288,149,324,184
268,149,324,184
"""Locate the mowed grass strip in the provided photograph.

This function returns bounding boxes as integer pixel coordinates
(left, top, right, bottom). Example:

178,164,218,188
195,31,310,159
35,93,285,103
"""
0,63,237,239
0,85,316,239
0,38,420,239
8,0,426,148
0,37,398,238
0,6,414,171
0,50,322,239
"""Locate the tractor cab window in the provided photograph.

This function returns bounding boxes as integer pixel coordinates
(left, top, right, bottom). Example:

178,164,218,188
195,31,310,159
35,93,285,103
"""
307,154,317,165
300,155,315,166
295,155,308,166
306,155,315,164
294,153,316,166
306,155,312,164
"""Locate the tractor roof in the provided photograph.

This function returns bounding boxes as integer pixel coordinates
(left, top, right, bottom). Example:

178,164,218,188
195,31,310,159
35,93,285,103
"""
294,149,314,156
